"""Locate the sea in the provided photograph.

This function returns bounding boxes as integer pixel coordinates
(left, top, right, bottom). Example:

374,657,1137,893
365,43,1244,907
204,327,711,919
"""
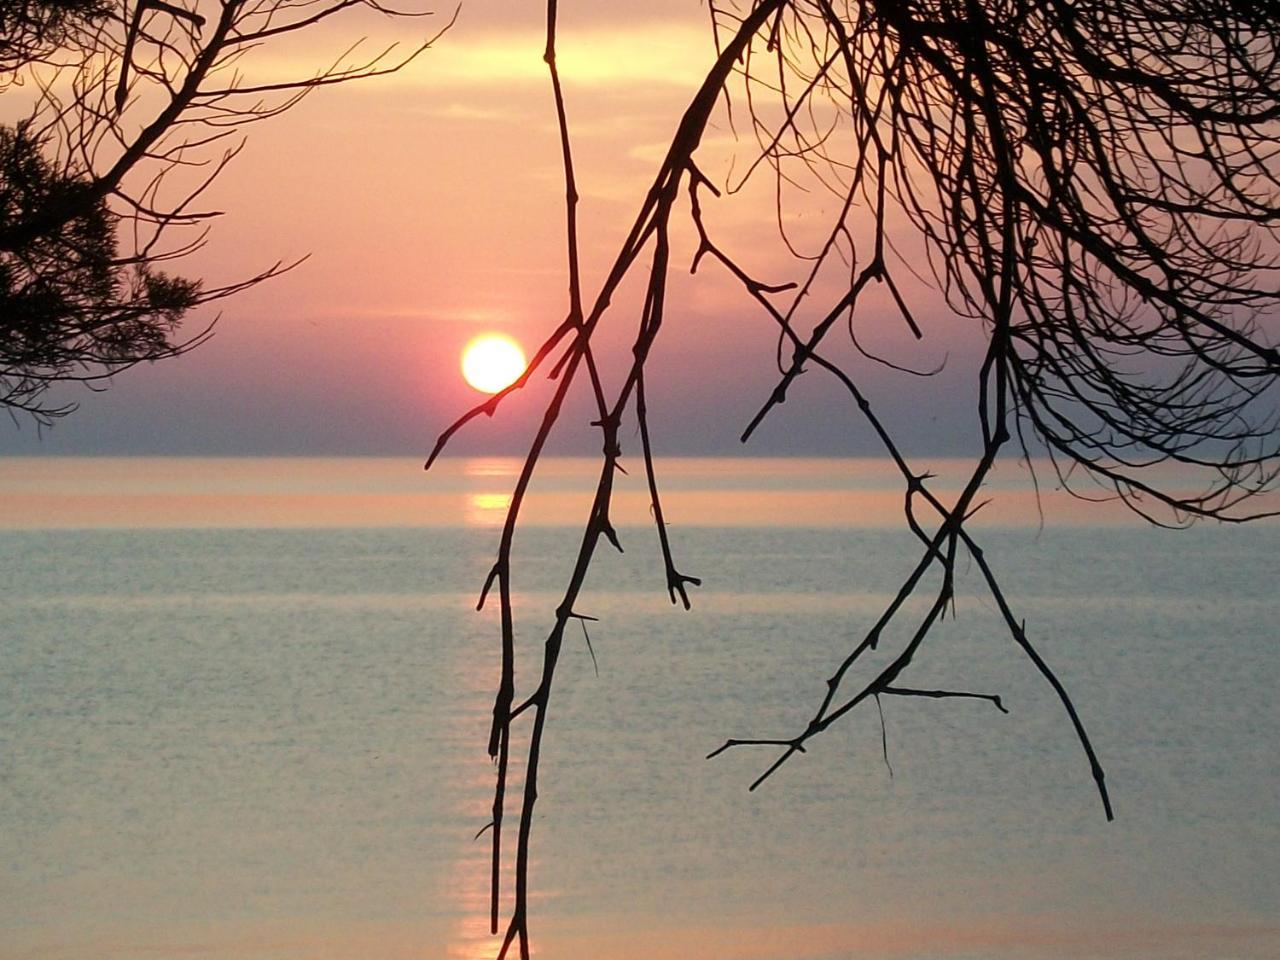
1,457,1276,960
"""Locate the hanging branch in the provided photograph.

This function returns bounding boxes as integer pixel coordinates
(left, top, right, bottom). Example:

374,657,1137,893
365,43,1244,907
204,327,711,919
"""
427,1,1280,955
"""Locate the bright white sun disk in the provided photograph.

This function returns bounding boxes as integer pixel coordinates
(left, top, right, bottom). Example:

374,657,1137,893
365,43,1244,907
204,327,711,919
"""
461,334,526,394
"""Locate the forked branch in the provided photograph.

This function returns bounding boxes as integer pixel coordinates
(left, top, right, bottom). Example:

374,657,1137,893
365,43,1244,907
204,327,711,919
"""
427,1,1280,955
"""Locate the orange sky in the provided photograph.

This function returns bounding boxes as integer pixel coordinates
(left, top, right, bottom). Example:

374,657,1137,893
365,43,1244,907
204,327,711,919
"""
4,1,982,456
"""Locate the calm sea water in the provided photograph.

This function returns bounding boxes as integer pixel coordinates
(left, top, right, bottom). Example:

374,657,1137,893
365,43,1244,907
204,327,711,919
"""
1,458,1276,960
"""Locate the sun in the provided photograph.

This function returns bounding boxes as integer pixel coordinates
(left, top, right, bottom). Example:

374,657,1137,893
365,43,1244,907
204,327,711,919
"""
461,333,527,394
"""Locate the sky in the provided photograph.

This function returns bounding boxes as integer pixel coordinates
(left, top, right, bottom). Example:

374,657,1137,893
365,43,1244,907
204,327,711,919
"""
3,0,989,457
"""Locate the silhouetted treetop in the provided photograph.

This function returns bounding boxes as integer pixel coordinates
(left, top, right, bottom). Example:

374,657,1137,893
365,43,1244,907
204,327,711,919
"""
0,0,108,76
0,0,447,422
0,122,199,407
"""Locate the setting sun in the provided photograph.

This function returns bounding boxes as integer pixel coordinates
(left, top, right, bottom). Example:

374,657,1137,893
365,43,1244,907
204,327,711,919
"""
461,333,526,394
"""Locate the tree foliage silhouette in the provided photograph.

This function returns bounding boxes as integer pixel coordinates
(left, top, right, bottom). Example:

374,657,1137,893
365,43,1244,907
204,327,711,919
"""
0,0,449,422
0,0,107,74
427,2,1280,956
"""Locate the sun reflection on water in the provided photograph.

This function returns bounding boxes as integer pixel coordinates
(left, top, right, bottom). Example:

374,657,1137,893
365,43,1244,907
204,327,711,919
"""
466,492,513,527
443,594,522,960
463,458,522,480
444,848,499,960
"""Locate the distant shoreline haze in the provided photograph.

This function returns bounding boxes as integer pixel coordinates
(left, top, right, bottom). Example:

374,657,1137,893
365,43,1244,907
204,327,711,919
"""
0,456,1253,530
